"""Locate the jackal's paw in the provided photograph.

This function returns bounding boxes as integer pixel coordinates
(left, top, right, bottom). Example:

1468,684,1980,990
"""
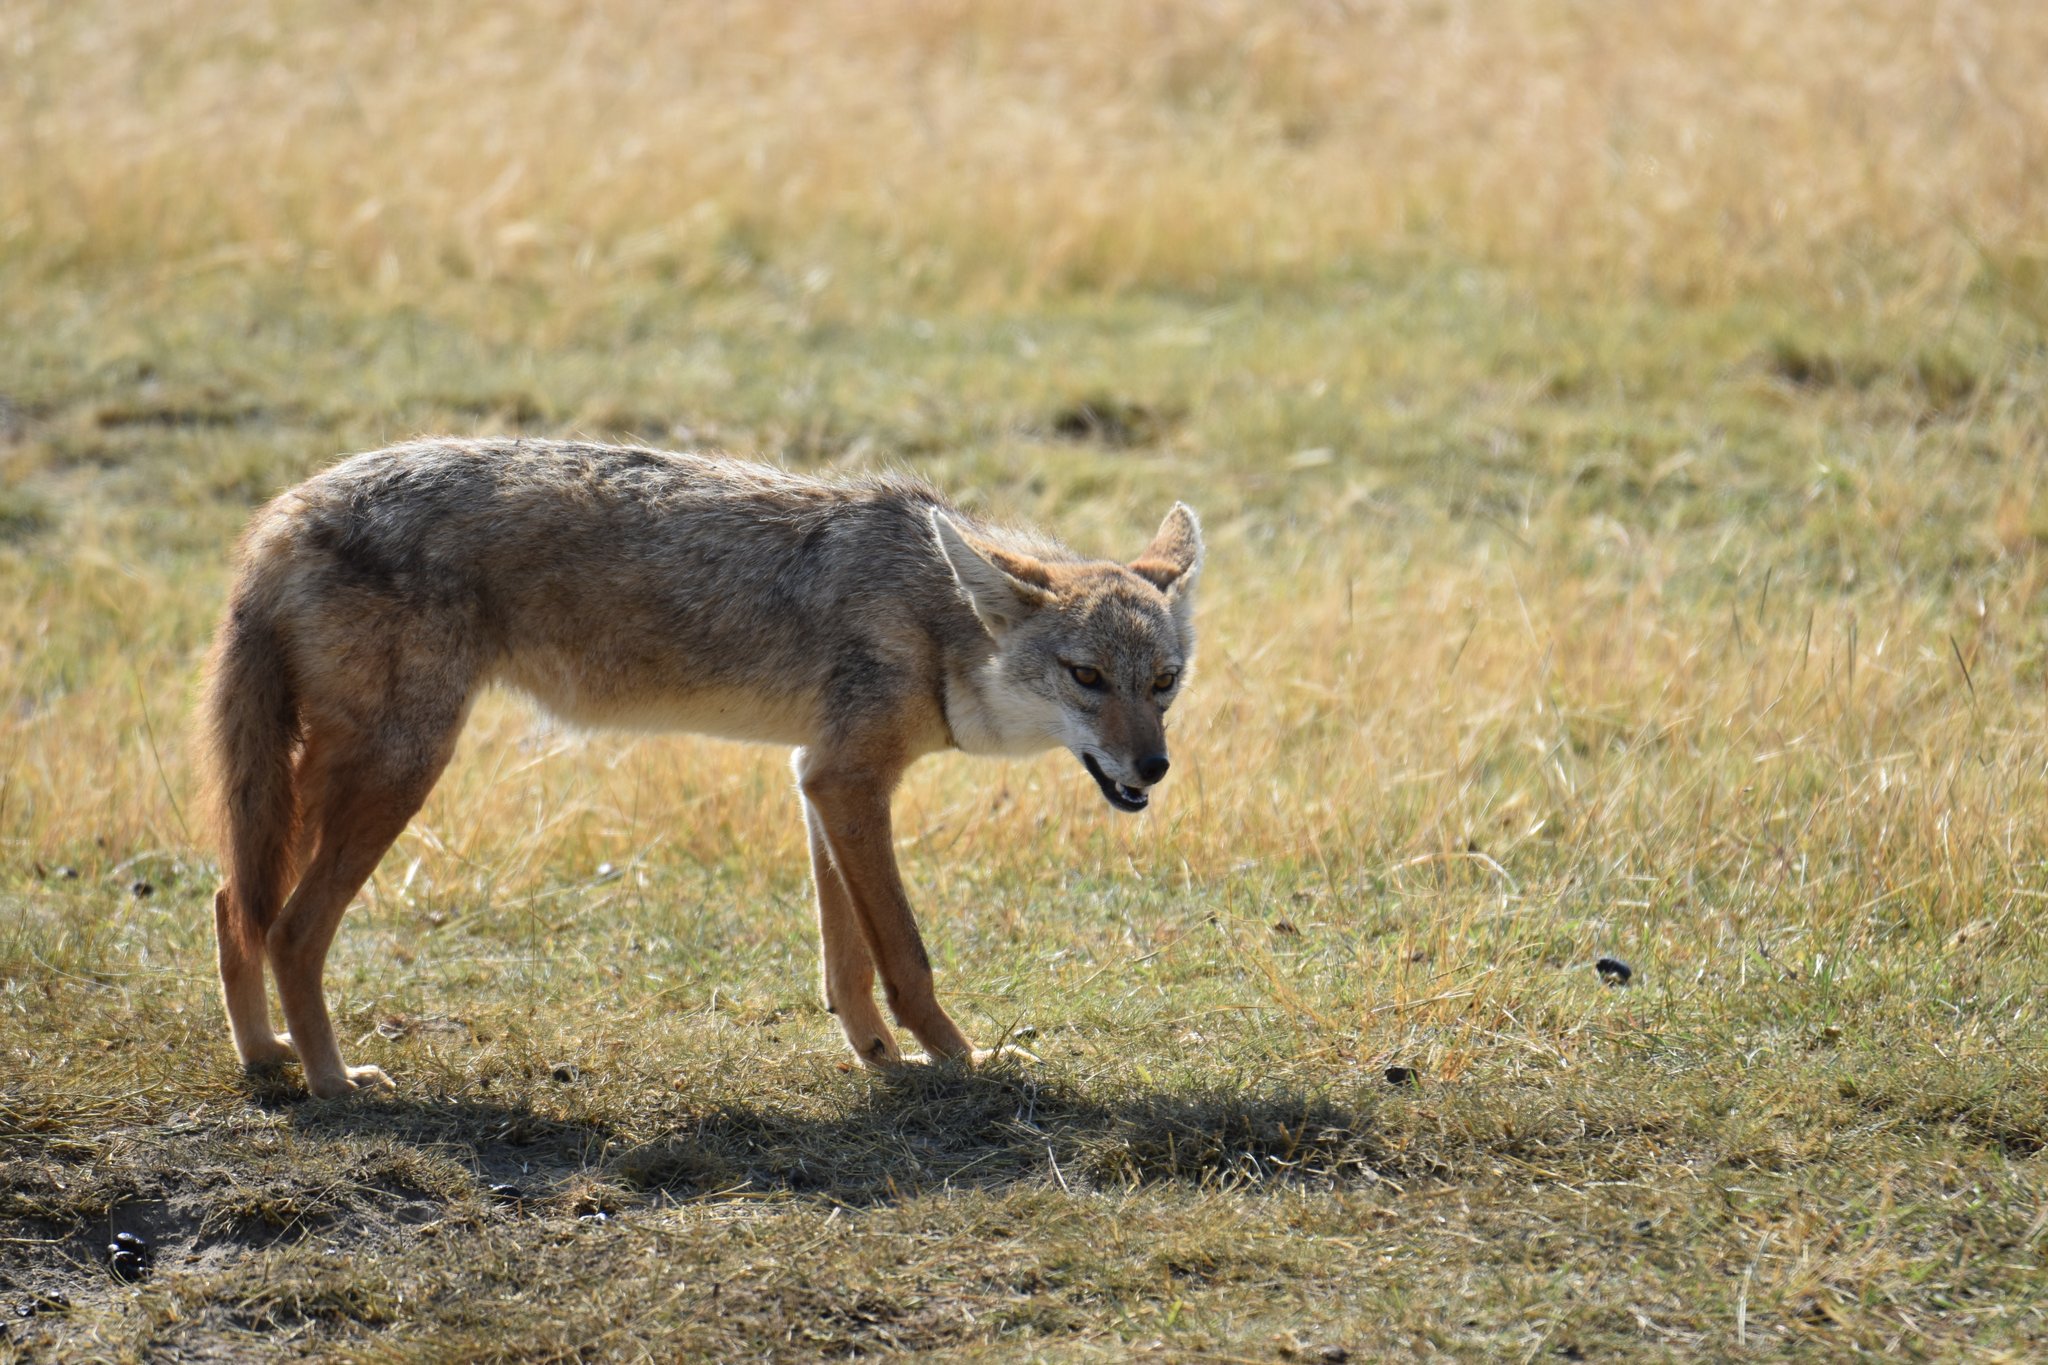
239,1033,297,1071
851,1033,905,1070
899,1043,1039,1069
305,1065,396,1100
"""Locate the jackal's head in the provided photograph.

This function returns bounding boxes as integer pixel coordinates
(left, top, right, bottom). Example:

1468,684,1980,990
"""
931,504,1203,813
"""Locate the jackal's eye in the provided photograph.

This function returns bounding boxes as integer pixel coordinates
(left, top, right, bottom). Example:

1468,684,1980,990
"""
1152,670,1179,694
1066,664,1104,690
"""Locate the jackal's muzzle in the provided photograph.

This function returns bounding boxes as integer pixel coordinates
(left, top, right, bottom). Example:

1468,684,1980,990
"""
1082,753,1152,813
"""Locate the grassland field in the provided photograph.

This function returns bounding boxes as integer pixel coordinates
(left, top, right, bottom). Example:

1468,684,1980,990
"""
6,1,2048,1360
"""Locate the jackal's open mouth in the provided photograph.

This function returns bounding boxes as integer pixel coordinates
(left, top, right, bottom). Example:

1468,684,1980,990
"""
1082,753,1150,813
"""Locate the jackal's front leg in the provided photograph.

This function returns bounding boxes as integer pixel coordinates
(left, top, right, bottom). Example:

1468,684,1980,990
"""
796,755,976,1064
802,799,901,1067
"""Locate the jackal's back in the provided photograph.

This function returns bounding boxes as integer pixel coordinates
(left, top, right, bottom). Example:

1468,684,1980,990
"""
242,439,997,744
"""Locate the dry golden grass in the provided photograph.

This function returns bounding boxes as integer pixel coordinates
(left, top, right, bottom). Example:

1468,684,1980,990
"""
5,1,2048,1359
6,0,2048,304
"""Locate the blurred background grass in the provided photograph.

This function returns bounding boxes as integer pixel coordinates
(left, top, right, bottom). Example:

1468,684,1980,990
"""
7,0,2047,306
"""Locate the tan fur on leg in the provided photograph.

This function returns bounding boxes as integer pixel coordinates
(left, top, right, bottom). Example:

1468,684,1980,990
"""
215,888,293,1069
803,796,901,1067
267,715,459,1097
798,752,975,1062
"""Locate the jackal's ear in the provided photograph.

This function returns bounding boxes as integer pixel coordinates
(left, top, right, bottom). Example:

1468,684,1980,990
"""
1130,502,1203,600
1132,503,1203,652
930,510,1055,635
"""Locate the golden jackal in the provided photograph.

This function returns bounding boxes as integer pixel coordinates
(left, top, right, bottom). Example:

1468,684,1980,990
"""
200,439,1202,1097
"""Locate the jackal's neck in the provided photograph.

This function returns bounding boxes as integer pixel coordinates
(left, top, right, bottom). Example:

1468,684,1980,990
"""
940,655,1059,758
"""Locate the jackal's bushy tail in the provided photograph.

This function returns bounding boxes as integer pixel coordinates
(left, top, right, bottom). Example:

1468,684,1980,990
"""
199,566,302,949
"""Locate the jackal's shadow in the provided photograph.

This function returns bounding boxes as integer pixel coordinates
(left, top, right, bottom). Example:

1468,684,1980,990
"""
289,1067,1393,1205
621,1068,1392,1201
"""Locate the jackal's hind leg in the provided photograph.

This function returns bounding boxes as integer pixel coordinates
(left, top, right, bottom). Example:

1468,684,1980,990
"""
216,732,340,1073
267,718,458,1099
215,888,294,1070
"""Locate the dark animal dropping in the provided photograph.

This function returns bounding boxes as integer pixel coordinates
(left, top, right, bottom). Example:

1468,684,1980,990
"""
1595,957,1632,985
107,1231,152,1283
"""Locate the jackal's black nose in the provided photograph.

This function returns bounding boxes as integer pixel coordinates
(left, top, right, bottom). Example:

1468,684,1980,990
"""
1134,753,1170,785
